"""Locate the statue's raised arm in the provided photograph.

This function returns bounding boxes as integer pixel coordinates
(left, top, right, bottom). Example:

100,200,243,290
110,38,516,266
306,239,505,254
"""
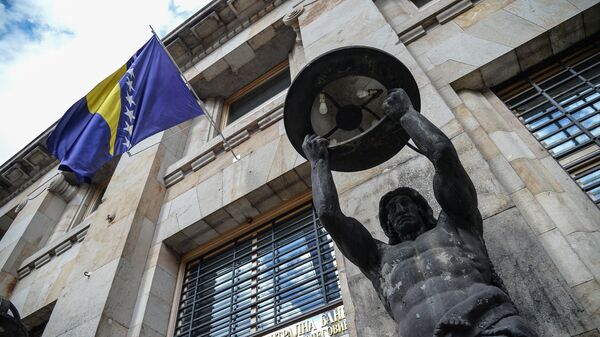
302,134,381,276
383,89,482,234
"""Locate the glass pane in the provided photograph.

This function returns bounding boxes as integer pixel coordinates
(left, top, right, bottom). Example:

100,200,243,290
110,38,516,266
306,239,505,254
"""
539,70,571,90
578,169,600,189
564,89,599,112
533,118,570,138
581,66,600,82
507,86,537,107
573,53,600,71
176,208,339,336
547,76,584,97
581,113,600,128
554,82,590,106
572,106,596,120
522,101,557,121
512,94,547,114
588,186,600,201
541,125,580,147
228,70,291,124
411,0,434,7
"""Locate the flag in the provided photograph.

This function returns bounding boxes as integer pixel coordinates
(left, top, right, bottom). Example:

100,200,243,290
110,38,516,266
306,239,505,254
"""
47,35,203,181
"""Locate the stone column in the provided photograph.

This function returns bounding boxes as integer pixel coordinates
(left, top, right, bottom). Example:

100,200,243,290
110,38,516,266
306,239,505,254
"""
46,174,83,243
41,134,170,337
0,175,68,297
283,5,306,78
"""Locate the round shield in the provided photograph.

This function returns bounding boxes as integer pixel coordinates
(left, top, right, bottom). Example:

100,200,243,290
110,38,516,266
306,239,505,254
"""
284,46,420,171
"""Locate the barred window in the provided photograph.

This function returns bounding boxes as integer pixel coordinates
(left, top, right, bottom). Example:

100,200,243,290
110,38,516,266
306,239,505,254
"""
175,207,342,337
495,37,600,206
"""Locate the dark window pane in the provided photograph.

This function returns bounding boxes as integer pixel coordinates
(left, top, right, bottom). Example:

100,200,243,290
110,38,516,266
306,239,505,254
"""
513,94,546,114
507,86,536,107
411,0,434,7
228,70,291,124
539,69,570,90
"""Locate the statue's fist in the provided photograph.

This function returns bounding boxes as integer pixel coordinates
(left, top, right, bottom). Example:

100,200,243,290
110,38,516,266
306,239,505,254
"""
382,88,414,122
302,134,329,163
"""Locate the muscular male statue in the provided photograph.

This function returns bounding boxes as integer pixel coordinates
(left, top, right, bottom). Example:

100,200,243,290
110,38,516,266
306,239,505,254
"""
303,89,538,337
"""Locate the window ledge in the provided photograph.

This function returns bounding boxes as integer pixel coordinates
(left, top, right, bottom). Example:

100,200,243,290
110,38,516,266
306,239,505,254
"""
163,89,287,188
17,218,92,279
393,0,472,45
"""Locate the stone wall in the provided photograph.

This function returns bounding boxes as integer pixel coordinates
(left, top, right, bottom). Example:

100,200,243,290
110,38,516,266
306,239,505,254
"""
2,0,600,336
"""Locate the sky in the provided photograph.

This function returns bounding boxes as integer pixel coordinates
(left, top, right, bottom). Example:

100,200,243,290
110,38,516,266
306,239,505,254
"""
0,0,211,164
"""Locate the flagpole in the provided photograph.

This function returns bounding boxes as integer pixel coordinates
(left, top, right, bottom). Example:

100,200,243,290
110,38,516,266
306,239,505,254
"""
149,26,240,161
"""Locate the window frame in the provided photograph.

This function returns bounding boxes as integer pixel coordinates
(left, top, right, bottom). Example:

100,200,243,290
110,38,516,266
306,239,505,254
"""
220,61,290,128
167,192,344,337
494,36,600,206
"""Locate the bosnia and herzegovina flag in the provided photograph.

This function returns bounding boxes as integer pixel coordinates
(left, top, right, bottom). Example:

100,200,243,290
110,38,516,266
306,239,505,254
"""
47,35,203,182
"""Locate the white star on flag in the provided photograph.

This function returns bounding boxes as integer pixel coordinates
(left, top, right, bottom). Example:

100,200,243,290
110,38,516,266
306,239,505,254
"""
126,94,135,106
126,79,134,92
126,67,135,78
123,138,132,149
124,122,133,136
124,108,135,121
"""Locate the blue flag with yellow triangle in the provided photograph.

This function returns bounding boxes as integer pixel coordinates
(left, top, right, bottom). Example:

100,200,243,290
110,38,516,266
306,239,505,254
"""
47,35,203,181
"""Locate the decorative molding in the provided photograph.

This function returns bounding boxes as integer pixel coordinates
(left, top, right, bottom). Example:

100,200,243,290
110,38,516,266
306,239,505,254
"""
283,5,304,44
164,170,185,188
14,199,28,214
395,0,475,46
224,130,251,150
399,25,426,45
163,92,286,189
17,223,91,280
47,173,78,202
182,0,286,72
257,107,284,130
191,151,217,172
435,0,473,25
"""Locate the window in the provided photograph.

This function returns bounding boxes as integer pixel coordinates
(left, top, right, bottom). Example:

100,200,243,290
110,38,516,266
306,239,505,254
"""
174,206,342,337
495,37,600,206
223,62,291,126
410,0,434,7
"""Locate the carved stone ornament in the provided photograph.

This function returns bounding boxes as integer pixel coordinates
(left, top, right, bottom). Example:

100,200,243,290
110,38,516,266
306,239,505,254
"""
14,199,28,214
47,172,78,202
282,5,304,44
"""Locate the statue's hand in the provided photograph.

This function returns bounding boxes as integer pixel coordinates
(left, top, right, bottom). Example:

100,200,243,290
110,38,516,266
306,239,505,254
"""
383,88,414,122
302,134,329,163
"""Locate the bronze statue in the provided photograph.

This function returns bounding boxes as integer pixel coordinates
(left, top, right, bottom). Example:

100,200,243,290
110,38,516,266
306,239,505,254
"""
303,89,538,337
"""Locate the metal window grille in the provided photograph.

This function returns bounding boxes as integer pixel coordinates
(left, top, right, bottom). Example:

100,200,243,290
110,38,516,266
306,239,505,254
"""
175,207,342,337
495,37,600,206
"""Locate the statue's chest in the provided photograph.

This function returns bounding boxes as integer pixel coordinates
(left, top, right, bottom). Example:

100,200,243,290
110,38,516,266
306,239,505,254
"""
376,228,480,298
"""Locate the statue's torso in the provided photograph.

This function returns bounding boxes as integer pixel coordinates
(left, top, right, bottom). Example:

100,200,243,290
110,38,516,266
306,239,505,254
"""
372,216,492,336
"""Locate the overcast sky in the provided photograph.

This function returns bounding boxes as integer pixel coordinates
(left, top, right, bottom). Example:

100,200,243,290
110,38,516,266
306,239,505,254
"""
0,0,211,164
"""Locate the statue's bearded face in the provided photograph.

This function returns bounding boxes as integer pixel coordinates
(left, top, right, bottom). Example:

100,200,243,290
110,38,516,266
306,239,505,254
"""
386,195,426,240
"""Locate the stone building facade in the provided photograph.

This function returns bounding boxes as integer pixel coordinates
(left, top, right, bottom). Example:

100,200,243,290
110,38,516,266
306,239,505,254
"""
1,0,599,336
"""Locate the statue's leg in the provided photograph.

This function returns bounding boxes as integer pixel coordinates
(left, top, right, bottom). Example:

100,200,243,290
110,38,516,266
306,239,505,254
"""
479,315,538,337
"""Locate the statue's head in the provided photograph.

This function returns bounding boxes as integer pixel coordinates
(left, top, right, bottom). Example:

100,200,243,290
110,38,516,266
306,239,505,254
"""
378,187,436,244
